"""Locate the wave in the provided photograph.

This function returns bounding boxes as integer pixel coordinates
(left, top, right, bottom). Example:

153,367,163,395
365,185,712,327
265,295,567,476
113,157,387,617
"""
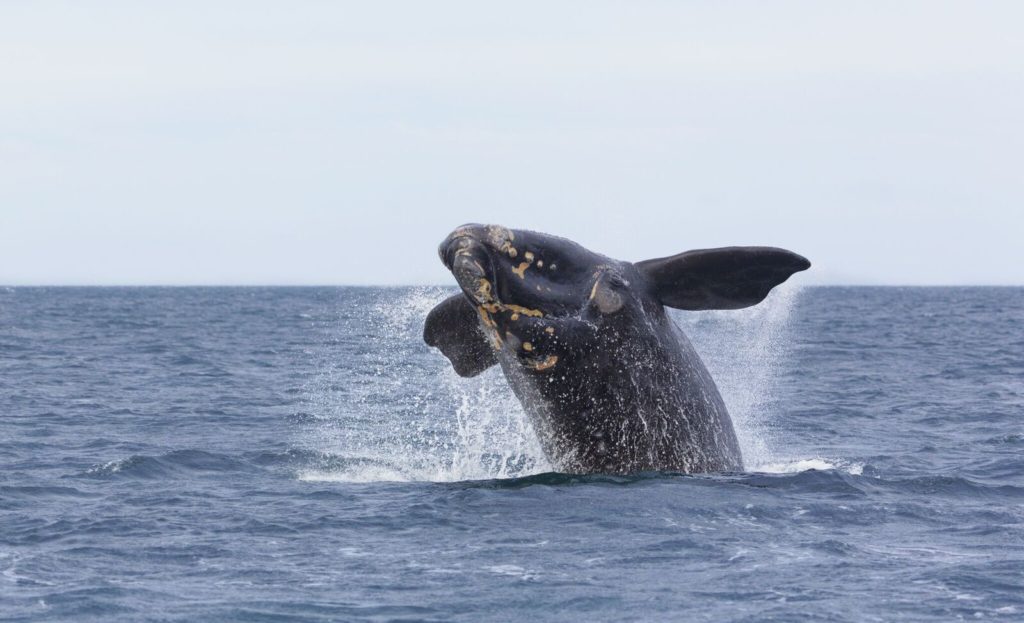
80,449,251,479
293,452,859,485
295,451,544,484
750,457,864,475
293,453,1024,503
76,446,1022,504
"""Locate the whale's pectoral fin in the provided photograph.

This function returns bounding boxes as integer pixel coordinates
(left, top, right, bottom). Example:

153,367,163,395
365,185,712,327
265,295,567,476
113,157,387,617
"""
636,246,811,310
424,294,498,377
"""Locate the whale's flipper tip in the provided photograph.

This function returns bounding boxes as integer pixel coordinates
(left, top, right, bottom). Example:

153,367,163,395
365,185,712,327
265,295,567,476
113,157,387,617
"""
636,246,811,311
424,294,498,377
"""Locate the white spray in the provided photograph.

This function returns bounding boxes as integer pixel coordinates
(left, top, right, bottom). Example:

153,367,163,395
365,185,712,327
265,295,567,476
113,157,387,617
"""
299,287,549,483
300,284,840,482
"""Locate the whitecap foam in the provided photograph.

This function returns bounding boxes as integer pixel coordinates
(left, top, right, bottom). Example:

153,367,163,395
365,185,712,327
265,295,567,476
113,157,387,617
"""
85,457,131,475
298,466,413,484
750,457,864,475
483,564,539,581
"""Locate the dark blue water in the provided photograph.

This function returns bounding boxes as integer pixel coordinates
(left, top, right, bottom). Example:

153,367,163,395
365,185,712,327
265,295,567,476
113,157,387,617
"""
2,286,1022,622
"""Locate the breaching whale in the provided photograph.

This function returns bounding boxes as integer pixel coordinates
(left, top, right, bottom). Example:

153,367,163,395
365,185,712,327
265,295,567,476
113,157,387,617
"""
424,224,810,474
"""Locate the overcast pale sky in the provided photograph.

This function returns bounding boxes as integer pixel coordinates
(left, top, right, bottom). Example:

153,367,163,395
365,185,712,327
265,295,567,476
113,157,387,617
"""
1,2,1022,285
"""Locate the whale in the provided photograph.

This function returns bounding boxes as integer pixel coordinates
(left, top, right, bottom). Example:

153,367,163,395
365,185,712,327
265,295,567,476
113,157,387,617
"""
424,224,810,474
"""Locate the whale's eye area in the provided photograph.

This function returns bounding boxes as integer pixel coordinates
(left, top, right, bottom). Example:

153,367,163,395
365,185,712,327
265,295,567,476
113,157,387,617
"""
589,272,627,315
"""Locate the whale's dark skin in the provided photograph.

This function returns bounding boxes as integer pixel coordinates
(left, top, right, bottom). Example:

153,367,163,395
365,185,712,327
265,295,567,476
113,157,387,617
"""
424,224,810,474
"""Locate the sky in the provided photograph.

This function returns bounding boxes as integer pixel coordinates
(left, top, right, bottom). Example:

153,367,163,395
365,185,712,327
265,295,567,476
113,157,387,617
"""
1,1,1022,286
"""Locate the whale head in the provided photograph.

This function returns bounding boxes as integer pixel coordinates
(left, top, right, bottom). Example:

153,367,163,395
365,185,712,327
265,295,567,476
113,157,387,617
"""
438,223,627,313
434,223,642,374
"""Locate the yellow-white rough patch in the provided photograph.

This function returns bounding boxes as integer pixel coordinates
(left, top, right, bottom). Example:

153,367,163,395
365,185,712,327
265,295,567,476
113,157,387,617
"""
512,262,530,279
531,355,559,371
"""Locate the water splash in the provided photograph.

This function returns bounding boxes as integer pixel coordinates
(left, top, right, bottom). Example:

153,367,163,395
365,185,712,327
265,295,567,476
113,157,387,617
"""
673,283,803,470
301,284,805,482
299,287,549,483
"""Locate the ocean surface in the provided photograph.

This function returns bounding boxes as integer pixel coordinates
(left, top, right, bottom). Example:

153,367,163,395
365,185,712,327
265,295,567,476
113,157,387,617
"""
1,286,1022,622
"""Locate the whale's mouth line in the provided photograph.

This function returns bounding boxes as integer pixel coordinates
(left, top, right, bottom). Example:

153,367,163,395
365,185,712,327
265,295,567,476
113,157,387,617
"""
441,232,609,337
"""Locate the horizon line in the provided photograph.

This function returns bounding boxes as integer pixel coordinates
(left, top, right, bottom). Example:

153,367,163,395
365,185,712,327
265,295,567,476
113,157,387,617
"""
3,283,1024,289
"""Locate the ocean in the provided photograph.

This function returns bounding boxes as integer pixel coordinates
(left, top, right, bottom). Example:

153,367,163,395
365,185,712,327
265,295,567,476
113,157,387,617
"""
1,286,1022,622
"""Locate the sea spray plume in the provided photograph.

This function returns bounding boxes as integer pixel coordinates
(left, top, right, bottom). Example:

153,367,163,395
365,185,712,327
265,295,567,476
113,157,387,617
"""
425,224,810,474
300,287,548,482
673,284,804,468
